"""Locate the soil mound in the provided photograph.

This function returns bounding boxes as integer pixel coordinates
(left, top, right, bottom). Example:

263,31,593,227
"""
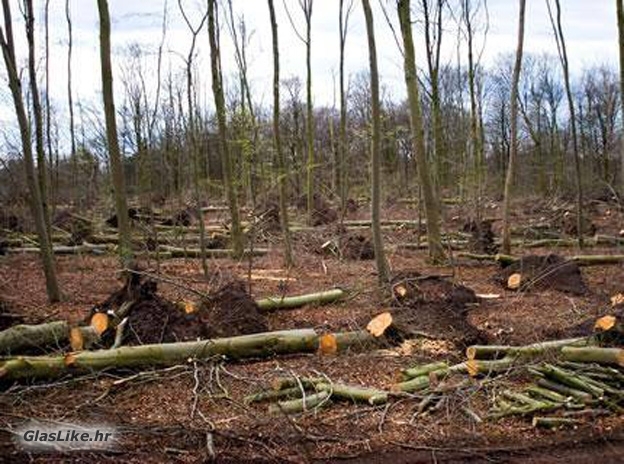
388,271,487,348
196,279,268,338
495,254,587,295
340,233,374,260
296,194,338,226
463,219,497,254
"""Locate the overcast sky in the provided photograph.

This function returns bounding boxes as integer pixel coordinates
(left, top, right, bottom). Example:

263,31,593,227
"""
0,0,620,143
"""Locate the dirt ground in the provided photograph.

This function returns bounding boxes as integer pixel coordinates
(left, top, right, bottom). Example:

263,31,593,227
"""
0,197,623,463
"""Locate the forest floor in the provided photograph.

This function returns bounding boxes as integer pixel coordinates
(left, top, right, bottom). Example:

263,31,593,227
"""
0,196,623,463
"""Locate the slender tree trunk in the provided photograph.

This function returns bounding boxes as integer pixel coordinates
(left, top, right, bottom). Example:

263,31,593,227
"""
617,0,624,197
268,0,294,267
208,0,243,258
178,3,209,278
547,0,584,248
24,0,52,238
44,0,55,212
304,1,315,224
501,0,526,255
397,0,445,263
362,0,389,284
338,0,353,214
0,0,60,302
96,0,133,265
65,0,77,204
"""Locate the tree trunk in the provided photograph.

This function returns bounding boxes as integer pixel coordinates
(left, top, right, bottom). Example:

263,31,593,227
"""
547,0,584,248
501,0,526,254
0,0,61,303
97,0,133,265
208,0,244,258
397,0,445,263
268,0,294,267
362,0,389,285
256,289,345,312
617,0,624,197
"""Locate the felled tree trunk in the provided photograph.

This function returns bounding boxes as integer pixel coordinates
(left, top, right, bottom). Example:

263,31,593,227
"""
0,329,320,381
0,321,99,355
256,289,345,312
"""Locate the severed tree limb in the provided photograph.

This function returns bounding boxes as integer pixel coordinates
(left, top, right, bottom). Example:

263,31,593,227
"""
268,391,331,414
315,382,389,405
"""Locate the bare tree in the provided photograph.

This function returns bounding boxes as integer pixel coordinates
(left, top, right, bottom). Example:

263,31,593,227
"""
501,0,526,254
178,0,210,277
66,0,77,203
207,0,244,258
338,0,354,212
546,0,584,247
268,0,294,267
0,0,61,302
24,0,52,237
617,0,624,196
362,0,389,284
285,0,315,223
397,0,445,263
97,0,133,264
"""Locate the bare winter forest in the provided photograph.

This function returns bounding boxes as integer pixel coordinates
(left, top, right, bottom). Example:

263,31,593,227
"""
0,0,624,462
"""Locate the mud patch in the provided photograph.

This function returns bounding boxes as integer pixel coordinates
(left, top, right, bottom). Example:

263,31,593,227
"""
388,271,487,347
495,254,587,295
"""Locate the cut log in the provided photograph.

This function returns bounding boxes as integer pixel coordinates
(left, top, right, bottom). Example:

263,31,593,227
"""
317,330,379,355
366,312,393,337
560,346,624,367
466,337,589,360
316,382,389,405
0,321,68,354
268,391,330,414
507,273,522,290
0,328,320,381
0,321,99,355
244,386,304,404
458,252,624,267
7,244,109,255
90,313,110,335
159,245,268,258
256,289,345,312
69,326,100,351
401,361,449,379
532,416,583,428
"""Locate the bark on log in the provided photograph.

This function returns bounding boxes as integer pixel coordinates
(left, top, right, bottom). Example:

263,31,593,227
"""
560,346,624,367
0,328,320,381
532,416,583,428
458,252,624,267
268,391,330,414
0,322,98,354
7,244,109,255
466,337,589,360
159,245,267,258
256,289,346,312
316,382,389,405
